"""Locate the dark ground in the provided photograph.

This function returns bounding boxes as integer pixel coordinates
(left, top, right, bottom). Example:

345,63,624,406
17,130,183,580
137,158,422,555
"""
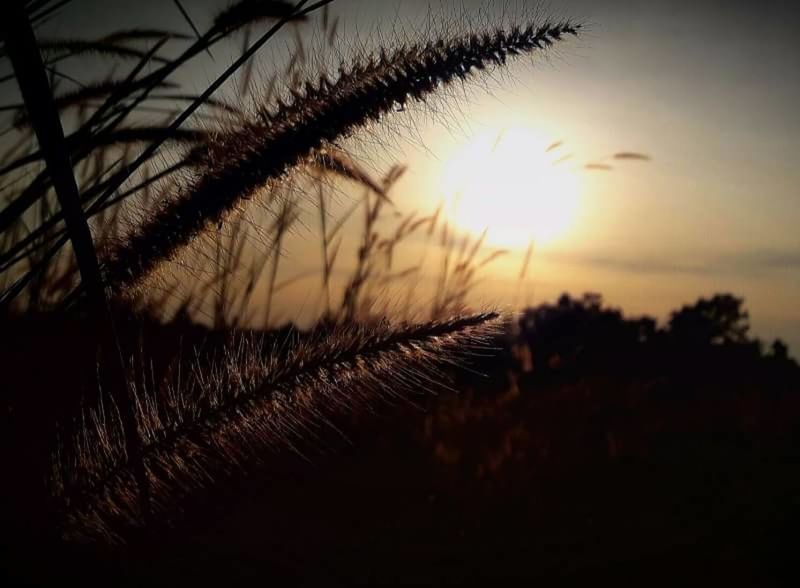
5,376,800,587
3,294,800,586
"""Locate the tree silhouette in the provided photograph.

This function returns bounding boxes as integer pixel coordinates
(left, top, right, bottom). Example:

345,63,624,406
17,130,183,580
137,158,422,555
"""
771,339,790,361
518,292,797,378
667,294,750,345
519,292,657,371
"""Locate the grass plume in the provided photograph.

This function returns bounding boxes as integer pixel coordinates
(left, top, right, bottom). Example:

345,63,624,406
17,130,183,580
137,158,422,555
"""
100,20,580,294
52,311,502,543
213,0,309,33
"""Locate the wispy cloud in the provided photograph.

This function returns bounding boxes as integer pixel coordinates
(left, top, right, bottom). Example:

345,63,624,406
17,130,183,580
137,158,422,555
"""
537,248,800,277
539,251,709,276
722,250,800,272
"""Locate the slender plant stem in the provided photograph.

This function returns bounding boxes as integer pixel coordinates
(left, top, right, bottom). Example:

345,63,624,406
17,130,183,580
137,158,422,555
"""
2,1,152,525
2,1,105,310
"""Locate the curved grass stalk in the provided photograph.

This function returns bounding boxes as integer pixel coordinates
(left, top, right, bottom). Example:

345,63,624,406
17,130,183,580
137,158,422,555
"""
101,21,580,293
53,311,501,543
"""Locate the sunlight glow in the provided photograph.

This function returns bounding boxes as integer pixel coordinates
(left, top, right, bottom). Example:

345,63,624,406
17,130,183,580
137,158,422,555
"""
440,127,581,248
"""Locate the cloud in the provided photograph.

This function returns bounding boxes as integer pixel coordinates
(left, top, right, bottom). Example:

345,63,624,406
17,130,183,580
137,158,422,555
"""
538,248,800,277
723,250,800,272
539,251,710,276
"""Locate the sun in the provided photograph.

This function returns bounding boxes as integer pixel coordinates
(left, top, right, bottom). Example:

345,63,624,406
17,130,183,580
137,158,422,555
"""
440,127,581,248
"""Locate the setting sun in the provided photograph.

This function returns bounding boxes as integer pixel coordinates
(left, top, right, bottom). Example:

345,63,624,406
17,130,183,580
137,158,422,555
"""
440,127,581,248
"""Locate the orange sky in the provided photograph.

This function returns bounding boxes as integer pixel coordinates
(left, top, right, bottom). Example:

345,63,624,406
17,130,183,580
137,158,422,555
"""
2,0,798,351
264,0,800,351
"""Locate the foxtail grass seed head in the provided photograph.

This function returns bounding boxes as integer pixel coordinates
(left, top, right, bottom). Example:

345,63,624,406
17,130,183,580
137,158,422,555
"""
52,312,502,543
101,21,580,293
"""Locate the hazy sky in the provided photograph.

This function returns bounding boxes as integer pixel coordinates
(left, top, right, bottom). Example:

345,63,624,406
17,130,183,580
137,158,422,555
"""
4,1,799,350
325,0,800,350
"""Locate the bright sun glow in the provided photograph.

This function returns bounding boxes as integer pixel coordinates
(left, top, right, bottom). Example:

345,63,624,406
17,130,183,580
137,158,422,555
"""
440,127,581,248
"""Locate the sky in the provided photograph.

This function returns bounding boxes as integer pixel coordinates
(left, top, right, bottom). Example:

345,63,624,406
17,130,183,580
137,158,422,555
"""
287,0,800,351
3,0,799,350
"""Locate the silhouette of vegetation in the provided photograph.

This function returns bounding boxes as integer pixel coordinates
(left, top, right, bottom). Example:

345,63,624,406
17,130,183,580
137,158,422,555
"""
668,293,750,345
516,292,797,389
6,290,797,584
2,2,799,585
0,0,572,561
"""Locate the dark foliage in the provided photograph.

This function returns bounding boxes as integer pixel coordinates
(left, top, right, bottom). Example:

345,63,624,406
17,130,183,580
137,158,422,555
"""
4,292,799,585
518,292,797,384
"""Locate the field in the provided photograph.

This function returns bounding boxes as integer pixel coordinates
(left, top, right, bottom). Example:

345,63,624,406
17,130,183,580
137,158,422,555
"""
4,298,800,585
2,2,799,586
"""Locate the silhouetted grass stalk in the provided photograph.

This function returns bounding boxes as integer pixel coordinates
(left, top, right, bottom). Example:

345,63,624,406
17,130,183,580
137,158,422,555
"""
2,2,153,520
53,311,502,543
101,20,580,293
